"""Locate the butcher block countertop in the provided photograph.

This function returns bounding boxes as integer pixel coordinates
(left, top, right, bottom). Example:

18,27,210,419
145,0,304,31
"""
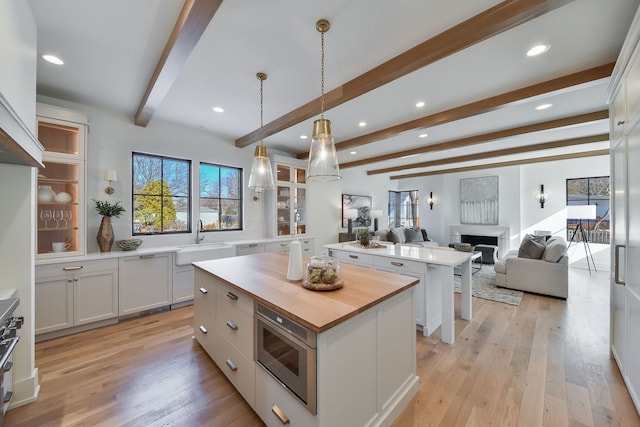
193,252,419,333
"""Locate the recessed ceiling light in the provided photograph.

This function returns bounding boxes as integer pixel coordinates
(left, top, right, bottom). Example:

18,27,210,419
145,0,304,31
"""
350,151,357,155
418,133,428,138
211,107,224,113
358,121,366,127
42,54,64,65
526,44,550,57
535,103,553,110
300,135,308,140
416,101,425,108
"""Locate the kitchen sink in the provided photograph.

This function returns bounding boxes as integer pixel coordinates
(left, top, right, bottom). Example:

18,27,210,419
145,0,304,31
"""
175,242,237,266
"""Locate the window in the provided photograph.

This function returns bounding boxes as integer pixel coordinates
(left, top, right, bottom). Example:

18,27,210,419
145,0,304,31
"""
388,190,419,228
199,162,243,231
566,176,610,243
132,153,191,235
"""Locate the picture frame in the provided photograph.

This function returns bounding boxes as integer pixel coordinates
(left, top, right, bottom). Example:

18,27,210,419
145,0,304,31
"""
460,176,498,225
342,194,372,228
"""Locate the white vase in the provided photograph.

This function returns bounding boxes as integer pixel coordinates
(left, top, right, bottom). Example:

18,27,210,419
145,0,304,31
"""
287,240,303,282
37,185,56,203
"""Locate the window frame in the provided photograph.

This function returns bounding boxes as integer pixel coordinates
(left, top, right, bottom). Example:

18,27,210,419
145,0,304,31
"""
388,190,419,228
566,175,610,244
131,152,192,236
198,161,244,232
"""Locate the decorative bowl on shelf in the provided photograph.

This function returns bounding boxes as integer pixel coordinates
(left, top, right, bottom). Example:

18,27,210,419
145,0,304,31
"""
116,239,143,251
54,191,72,203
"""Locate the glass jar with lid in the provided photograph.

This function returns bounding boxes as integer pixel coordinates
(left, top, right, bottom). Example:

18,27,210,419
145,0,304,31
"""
302,255,343,291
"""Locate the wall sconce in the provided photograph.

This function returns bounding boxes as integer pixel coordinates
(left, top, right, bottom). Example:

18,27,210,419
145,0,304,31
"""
370,209,383,231
345,209,358,234
427,192,434,210
535,184,549,208
104,169,117,195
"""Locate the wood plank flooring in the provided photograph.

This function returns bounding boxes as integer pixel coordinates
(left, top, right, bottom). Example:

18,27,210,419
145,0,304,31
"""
7,269,640,426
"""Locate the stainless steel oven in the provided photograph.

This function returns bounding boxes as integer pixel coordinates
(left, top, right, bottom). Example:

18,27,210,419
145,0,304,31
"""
255,303,317,414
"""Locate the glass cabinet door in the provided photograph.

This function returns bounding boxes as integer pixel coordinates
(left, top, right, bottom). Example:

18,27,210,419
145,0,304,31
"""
295,187,306,235
277,185,291,236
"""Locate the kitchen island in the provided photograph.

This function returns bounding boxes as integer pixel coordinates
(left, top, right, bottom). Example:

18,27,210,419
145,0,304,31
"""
324,242,473,345
193,252,420,427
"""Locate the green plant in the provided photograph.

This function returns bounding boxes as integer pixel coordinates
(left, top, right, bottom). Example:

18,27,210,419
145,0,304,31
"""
356,228,371,238
93,199,126,217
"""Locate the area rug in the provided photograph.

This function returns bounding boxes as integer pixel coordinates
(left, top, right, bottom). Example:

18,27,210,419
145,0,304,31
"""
454,266,523,306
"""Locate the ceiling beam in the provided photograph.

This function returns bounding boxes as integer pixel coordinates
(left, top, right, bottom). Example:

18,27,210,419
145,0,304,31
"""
340,110,608,171
368,133,608,175
236,0,575,148
389,149,609,179
299,63,613,159
134,0,223,127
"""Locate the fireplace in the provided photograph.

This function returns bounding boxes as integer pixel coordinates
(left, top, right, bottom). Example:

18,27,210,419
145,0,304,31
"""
461,234,498,247
450,225,510,258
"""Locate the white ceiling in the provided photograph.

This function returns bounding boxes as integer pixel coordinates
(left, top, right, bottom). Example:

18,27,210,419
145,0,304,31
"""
28,0,640,177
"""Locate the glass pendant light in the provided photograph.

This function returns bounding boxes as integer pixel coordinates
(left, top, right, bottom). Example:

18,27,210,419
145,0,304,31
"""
307,19,341,181
248,72,275,192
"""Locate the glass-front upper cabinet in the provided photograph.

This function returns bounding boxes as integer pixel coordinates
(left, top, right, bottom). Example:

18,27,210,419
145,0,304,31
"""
268,156,307,237
36,103,88,259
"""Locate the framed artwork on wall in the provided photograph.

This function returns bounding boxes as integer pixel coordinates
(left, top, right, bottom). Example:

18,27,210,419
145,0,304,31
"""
460,176,498,224
342,194,372,227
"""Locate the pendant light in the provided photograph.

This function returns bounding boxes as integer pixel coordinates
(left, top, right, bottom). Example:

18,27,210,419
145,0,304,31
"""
306,19,341,181
248,72,275,192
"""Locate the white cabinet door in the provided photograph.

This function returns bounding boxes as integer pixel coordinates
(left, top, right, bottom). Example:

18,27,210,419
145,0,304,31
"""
35,276,73,334
173,265,195,304
236,243,265,256
74,269,118,325
119,253,172,316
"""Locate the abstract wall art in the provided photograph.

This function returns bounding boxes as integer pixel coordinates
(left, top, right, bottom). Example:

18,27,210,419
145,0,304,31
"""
460,176,498,224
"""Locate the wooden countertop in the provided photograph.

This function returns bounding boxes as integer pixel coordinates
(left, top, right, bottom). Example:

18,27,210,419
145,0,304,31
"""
324,242,472,267
193,252,419,334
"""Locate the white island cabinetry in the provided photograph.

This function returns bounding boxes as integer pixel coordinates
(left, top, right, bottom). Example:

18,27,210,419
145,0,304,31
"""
118,252,172,316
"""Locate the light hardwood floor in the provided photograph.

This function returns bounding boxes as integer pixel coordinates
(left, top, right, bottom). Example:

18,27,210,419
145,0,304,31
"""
7,269,640,426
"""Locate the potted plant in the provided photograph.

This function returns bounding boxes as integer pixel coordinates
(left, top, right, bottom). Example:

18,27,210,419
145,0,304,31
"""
357,228,371,247
93,199,125,252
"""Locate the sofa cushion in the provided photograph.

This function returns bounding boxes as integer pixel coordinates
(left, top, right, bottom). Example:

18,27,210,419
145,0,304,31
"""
494,259,507,274
518,234,546,259
420,228,429,241
543,239,567,262
404,227,424,242
389,227,406,244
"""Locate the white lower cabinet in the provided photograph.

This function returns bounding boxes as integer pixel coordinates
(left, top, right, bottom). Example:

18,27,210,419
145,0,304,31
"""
235,237,315,257
118,252,172,316
35,258,118,336
173,265,195,305
236,243,266,256
334,250,373,268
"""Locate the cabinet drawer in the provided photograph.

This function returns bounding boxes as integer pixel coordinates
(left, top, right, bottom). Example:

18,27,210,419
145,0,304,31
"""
373,256,424,275
336,250,373,266
236,243,265,256
36,258,118,279
194,270,216,313
255,365,317,427
214,331,255,408
217,282,253,316
266,240,291,252
216,296,253,357
194,310,215,358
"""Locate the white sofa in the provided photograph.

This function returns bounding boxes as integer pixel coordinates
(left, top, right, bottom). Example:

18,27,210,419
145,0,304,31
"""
494,235,568,299
374,226,438,247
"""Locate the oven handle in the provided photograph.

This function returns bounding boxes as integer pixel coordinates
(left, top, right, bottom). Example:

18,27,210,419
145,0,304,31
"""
0,337,19,372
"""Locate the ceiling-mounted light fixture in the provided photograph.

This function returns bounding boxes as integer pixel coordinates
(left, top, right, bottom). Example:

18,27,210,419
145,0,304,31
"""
248,72,274,192
307,19,341,182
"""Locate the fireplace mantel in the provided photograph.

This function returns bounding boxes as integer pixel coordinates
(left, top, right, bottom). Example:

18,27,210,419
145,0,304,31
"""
449,225,510,257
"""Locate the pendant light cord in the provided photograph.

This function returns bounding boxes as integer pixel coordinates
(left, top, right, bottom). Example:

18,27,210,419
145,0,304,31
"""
259,75,264,146
320,29,325,119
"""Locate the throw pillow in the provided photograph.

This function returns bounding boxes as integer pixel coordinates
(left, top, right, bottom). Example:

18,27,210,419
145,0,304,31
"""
404,227,424,242
543,240,567,262
389,227,406,244
518,235,545,259
420,228,429,241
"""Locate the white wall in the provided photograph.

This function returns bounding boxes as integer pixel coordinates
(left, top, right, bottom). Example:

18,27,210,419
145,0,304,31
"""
0,0,39,408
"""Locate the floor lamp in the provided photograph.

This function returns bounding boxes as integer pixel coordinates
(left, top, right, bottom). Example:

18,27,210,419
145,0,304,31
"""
566,205,597,273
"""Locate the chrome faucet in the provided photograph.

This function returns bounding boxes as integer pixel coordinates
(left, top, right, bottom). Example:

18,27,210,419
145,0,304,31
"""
196,220,205,244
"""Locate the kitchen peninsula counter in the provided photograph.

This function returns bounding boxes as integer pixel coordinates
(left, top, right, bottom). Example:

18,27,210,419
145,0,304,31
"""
193,251,419,427
193,251,419,333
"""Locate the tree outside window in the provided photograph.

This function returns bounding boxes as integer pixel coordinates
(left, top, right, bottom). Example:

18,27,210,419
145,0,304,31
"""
132,153,190,234
199,162,242,231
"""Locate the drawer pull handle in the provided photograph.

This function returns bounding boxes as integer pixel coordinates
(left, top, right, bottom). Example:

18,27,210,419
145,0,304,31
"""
349,254,359,259
199,325,208,334
249,244,258,247
615,244,626,285
391,261,404,267
618,120,626,125
272,404,290,425
226,320,238,331
227,292,238,301
63,266,82,271
225,359,237,371
3,391,12,404
3,361,12,372
67,279,73,283
199,287,208,294
139,254,155,259
303,240,309,243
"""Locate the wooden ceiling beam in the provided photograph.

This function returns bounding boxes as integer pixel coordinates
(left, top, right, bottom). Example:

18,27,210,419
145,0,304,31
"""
389,149,609,179
135,0,223,127
368,133,608,175
236,0,575,148
299,63,613,159
339,110,608,171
